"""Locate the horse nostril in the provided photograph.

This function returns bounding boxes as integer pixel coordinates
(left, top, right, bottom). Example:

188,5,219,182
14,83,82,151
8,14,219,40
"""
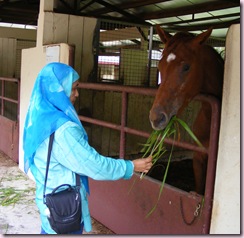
149,108,168,130
157,111,168,126
159,112,167,124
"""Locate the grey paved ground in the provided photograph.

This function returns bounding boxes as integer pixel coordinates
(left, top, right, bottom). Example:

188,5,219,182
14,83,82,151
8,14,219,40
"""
0,151,114,235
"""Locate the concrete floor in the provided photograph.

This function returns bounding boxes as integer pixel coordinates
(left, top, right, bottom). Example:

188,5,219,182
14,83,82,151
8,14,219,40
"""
0,151,114,235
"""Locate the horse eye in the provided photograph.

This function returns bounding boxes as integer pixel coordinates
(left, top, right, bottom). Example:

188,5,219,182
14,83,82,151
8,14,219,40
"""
182,63,190,72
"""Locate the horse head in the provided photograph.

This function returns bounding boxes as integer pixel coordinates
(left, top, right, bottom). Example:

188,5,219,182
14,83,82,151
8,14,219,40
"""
149,26,213,130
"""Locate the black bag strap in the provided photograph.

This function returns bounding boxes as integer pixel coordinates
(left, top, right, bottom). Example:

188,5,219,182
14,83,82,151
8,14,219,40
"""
43,132,80,202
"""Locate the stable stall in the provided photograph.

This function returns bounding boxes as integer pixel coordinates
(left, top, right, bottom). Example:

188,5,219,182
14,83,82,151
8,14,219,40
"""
0,0,239,234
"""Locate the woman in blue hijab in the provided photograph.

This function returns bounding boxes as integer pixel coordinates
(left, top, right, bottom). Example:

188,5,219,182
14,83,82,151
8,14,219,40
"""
23,62,152,234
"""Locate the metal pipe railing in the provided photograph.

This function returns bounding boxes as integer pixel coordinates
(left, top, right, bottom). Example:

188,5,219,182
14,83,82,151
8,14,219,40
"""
0,77,20,120
78,83,211,156
77,82,221,234
198,94,221,234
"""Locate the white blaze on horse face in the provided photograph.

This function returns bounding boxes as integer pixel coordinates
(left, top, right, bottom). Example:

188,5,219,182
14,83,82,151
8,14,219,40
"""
167,53,176,63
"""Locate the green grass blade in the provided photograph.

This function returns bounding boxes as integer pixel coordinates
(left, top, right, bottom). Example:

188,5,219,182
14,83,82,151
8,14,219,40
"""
175,117,203,147
135,115,204,217
146,132,176,218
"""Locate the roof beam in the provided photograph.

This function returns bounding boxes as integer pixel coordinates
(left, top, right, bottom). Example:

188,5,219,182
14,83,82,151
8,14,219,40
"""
93,0,146,24
84,0,171,15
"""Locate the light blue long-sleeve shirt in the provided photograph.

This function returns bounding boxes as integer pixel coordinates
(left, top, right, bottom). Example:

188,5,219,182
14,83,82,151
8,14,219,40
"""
30,121,134,234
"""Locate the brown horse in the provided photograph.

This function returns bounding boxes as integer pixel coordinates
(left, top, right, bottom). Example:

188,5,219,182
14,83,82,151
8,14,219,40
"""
149,26,224,194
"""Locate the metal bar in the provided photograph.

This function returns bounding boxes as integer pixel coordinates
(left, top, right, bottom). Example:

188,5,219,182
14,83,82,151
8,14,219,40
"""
94,0,147,25
17,79,20,122
0,77,19,83
147,26,153,87
78,115,122,130
79,0,96,12
199,95,221,234
79,115,208,154
120,91,127,158
1,80,4,116
0,96,18,104
78,82,157,96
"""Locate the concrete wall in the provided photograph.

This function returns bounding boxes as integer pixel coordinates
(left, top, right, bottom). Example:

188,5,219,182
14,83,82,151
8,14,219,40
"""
36,0,96,81
210,24,240,234
19,46,45,173
0,26,36,41
0,27,36,78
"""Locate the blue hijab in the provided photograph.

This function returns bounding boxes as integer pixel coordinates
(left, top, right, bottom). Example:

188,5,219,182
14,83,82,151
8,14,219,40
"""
23,62,89,191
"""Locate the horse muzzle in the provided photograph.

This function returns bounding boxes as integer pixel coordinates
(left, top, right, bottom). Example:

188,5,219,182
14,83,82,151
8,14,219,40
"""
149,106,169,131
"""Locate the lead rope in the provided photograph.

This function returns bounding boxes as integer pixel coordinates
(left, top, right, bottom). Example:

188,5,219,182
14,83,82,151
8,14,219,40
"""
180,197,201,225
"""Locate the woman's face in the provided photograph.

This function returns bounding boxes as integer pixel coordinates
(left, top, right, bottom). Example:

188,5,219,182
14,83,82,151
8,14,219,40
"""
70,81,79,104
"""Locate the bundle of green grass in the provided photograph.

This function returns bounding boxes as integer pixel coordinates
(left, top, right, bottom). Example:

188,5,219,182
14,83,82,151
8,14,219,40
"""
140,115,203,217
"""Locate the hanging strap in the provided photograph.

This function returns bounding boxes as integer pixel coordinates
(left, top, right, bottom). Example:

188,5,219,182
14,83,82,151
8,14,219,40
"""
43,132,80,202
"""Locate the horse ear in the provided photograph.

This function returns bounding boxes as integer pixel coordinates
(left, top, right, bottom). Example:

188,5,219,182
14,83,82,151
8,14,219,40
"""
192,27,213,45
156,25,172,44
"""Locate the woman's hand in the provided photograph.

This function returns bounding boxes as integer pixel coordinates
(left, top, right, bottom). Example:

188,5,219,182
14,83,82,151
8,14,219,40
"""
132,156,153,173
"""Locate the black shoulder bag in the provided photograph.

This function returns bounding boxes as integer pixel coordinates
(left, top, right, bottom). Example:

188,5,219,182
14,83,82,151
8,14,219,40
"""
43,132,82,234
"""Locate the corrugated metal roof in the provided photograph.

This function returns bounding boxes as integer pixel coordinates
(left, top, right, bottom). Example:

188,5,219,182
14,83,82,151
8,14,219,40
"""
0,0,240,39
